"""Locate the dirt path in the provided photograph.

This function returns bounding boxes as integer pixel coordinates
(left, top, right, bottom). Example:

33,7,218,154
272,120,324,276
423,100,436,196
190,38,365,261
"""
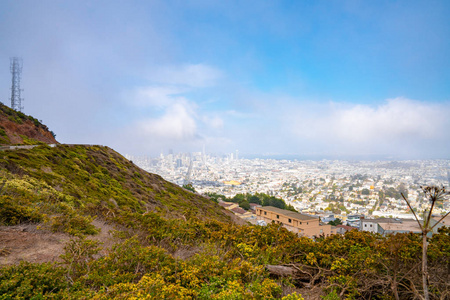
0,220,116,266
0,224,69,266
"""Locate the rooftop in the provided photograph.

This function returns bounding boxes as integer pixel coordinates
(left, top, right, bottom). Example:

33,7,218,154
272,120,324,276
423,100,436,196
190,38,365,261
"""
362,218,415,224
379,220,421,233
258,206,318,221
231,207,248,215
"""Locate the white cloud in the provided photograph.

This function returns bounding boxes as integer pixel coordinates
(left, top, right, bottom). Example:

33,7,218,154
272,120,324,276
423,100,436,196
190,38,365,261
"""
132,85,187,107
285,97,450,156
138,100,197,140
148,63,222,88
121,63,226,152
330,98,444,142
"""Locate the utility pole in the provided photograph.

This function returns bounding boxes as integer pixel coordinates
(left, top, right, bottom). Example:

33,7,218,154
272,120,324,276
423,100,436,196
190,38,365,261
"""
10,57,24,112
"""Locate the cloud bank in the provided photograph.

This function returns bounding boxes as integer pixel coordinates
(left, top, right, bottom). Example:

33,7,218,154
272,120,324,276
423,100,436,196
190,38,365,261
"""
282,97,450,157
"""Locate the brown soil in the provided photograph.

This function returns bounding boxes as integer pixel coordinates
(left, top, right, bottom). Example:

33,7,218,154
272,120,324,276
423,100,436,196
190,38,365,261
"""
0,219,116,266
0,111,57,145
0,224,69,266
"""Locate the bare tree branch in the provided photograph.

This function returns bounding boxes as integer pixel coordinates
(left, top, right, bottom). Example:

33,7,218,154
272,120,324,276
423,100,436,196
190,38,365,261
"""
401,192,423,232
429,211,450,231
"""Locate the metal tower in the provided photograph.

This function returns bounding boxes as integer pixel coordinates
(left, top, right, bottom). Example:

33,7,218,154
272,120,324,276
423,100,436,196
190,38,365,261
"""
10,57,24,112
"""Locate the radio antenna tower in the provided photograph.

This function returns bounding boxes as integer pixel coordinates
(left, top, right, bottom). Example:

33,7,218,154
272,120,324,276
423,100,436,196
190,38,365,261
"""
10,57,24,112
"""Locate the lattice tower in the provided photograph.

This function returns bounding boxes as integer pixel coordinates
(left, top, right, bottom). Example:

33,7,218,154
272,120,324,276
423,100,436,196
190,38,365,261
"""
10,57,24,111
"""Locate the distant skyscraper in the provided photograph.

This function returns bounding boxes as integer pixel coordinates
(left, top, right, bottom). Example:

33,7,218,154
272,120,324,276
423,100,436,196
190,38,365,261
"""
176,158,182,168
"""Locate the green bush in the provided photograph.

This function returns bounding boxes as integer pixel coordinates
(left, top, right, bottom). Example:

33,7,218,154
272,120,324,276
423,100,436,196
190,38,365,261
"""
0,196,43,225
0,262,68,299
48,213,99,236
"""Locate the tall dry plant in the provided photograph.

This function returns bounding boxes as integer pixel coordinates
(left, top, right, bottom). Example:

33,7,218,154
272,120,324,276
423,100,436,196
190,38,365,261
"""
401,186,450,300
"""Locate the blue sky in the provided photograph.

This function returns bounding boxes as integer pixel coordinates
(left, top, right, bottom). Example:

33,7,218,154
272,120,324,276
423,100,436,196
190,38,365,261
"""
1,0,449,158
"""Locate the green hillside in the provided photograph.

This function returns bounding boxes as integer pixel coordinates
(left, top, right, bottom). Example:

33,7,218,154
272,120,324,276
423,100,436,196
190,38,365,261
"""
0,144,232,230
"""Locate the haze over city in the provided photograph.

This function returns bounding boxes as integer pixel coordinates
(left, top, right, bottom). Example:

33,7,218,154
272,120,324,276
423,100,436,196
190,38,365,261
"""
1,0,450,159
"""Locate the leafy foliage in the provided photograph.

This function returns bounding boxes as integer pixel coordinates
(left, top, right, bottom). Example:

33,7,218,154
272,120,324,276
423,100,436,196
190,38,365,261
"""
0,195,43,225
0,262,68,299
228,192,296,212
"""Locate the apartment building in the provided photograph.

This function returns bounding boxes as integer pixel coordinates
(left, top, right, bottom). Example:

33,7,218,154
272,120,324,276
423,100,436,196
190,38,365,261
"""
256,206,334,238
361,218,423,235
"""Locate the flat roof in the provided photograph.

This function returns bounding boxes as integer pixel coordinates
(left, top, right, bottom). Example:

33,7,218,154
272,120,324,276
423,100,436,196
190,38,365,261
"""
258,206,317,221
379,221,421,233
362,218,416,224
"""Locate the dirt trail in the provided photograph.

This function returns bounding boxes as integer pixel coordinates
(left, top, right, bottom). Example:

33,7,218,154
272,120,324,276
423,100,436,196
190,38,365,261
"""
0,224,69,265
0,220,116,266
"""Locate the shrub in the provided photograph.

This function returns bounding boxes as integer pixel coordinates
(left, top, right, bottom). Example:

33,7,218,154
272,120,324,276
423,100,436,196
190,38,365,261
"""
48,213,100,236
0,262,68,299
0,196,43,225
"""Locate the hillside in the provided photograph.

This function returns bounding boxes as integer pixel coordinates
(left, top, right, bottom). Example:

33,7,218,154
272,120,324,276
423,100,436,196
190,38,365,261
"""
0,102,57,145
0,144,232,223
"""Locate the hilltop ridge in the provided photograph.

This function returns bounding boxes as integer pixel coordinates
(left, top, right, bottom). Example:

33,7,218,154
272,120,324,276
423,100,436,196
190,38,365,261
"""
0,102,57,145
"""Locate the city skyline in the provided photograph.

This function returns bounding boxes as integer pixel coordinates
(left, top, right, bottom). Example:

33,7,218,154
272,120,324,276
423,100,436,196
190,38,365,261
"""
127,151,450,219
1,1,450,158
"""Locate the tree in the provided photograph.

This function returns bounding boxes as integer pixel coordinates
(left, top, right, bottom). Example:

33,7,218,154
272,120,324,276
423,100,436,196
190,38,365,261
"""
401,186,450,300
328,218,342,226
249,195,261,205
206,192,226,203
361,188,370,195
232,193,245,203
239,200,250,210
182,184,196,193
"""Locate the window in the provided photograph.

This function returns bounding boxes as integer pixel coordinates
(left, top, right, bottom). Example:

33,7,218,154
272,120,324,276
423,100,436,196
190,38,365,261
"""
320,229,323,233
307,222,308,225
264,211,266,215
300,222,302,225
370,224,372,227
276,215,279,219
288,219,292,223
364,224,367,227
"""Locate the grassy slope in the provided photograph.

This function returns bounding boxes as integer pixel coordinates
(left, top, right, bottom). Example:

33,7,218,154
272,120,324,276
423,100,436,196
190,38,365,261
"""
0,144,231,227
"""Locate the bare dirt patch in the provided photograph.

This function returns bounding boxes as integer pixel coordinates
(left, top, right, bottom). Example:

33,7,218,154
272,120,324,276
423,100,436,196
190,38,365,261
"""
0,219,117,266
0,224,69,266
89,219,117,255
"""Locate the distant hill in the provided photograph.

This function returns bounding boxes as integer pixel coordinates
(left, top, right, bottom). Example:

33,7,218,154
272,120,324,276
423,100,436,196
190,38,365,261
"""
0,102,57,145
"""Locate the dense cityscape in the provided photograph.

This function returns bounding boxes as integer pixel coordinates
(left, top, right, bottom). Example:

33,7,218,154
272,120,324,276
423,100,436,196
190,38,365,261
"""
126,151,450,223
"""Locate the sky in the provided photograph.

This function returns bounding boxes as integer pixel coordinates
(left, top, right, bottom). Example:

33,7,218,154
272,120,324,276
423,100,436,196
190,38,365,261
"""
1,0,449,159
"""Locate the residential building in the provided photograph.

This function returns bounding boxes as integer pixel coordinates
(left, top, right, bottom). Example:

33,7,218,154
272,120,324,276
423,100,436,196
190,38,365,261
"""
256,206,335,238
361,218,422,235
